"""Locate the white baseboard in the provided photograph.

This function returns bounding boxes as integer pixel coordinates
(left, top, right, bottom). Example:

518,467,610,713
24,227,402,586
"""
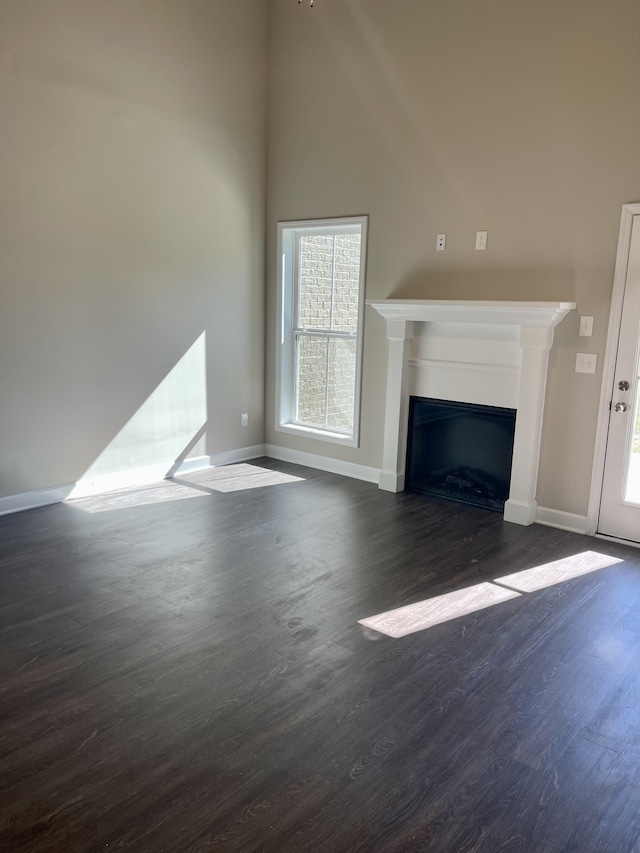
378,470,406,493
0,484,74,516
265,444,380,484
0,446,269,516
535,505,589,535
171,455,213,475
71,446,269,498
69,463,172,499
504,498,537,526
174,445,266,475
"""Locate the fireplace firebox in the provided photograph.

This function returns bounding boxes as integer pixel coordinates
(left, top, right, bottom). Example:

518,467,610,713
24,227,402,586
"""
406,396,516,512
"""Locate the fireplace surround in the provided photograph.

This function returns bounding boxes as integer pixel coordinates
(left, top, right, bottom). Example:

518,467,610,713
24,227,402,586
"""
368,300,575,526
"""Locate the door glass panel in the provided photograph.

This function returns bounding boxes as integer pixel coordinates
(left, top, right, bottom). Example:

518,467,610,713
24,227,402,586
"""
624,369,640,504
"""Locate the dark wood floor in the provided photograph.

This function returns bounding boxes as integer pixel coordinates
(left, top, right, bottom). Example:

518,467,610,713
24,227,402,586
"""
1,459,640,852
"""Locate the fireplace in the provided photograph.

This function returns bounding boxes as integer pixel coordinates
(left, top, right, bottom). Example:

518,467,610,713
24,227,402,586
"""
367,300,575,526
406,397,516,512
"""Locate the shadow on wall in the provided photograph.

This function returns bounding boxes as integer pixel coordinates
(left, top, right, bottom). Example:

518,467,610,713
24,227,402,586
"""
68,332,208,498
392,266,576,302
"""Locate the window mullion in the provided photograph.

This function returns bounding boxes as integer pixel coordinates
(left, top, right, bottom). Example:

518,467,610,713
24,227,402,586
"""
294,329,355,339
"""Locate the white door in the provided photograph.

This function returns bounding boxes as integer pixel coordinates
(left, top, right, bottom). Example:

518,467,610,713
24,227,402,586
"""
598,214,640,541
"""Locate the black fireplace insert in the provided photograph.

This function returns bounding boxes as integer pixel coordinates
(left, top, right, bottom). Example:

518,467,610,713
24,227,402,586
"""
406,396,516,512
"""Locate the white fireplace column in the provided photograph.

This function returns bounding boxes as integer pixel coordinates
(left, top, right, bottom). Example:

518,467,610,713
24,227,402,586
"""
379,319,414,493
503,325,556,525
368,300,575,527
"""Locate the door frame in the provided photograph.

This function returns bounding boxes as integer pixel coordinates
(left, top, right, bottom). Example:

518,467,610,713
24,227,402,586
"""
587,202,640,537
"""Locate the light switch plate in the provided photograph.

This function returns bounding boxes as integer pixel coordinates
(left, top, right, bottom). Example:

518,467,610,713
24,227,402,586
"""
575,353,597,374
475,230,488,251
579,316,594,337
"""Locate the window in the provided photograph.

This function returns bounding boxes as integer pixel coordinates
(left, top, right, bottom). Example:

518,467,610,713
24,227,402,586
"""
276,216,368,446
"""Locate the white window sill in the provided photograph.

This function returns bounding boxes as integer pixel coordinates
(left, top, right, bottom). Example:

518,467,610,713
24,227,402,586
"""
275,421,358,448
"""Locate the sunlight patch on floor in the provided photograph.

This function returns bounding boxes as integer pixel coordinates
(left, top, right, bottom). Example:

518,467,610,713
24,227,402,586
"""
360,551,624,639
177,464,304,493
67,479,210,513
494,550,623,593
67,464,304,512
359,583,521,638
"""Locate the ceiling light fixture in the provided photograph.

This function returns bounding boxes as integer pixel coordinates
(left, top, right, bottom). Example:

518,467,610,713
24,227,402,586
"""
298,0,314,6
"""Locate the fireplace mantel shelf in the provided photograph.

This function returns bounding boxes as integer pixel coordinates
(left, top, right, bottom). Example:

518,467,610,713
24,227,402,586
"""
367,299,576,328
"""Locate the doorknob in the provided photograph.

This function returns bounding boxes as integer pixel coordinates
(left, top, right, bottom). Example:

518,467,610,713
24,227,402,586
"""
614,402,628,413
618,380,630,391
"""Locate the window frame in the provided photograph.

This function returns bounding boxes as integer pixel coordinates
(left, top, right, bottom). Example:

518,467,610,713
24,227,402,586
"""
275,216,368,447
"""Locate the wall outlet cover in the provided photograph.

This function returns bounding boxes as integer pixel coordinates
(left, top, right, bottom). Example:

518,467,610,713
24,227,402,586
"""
575,353,597,374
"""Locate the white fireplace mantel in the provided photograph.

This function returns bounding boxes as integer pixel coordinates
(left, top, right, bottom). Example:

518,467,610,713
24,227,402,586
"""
368,299,576,526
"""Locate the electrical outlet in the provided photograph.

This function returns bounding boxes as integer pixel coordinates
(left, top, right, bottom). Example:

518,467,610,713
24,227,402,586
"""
579,316,594,337
575,353,597,374
241,412,249,427
475,230,488,251
436,233,446,251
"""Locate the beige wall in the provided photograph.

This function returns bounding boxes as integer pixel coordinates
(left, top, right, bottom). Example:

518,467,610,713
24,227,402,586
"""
0,0,267,498
266,0,640,516
3,0,639,517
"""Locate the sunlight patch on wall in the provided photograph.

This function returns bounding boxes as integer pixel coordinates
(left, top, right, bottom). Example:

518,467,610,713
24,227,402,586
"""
68,333,207,499
359,551,624,639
